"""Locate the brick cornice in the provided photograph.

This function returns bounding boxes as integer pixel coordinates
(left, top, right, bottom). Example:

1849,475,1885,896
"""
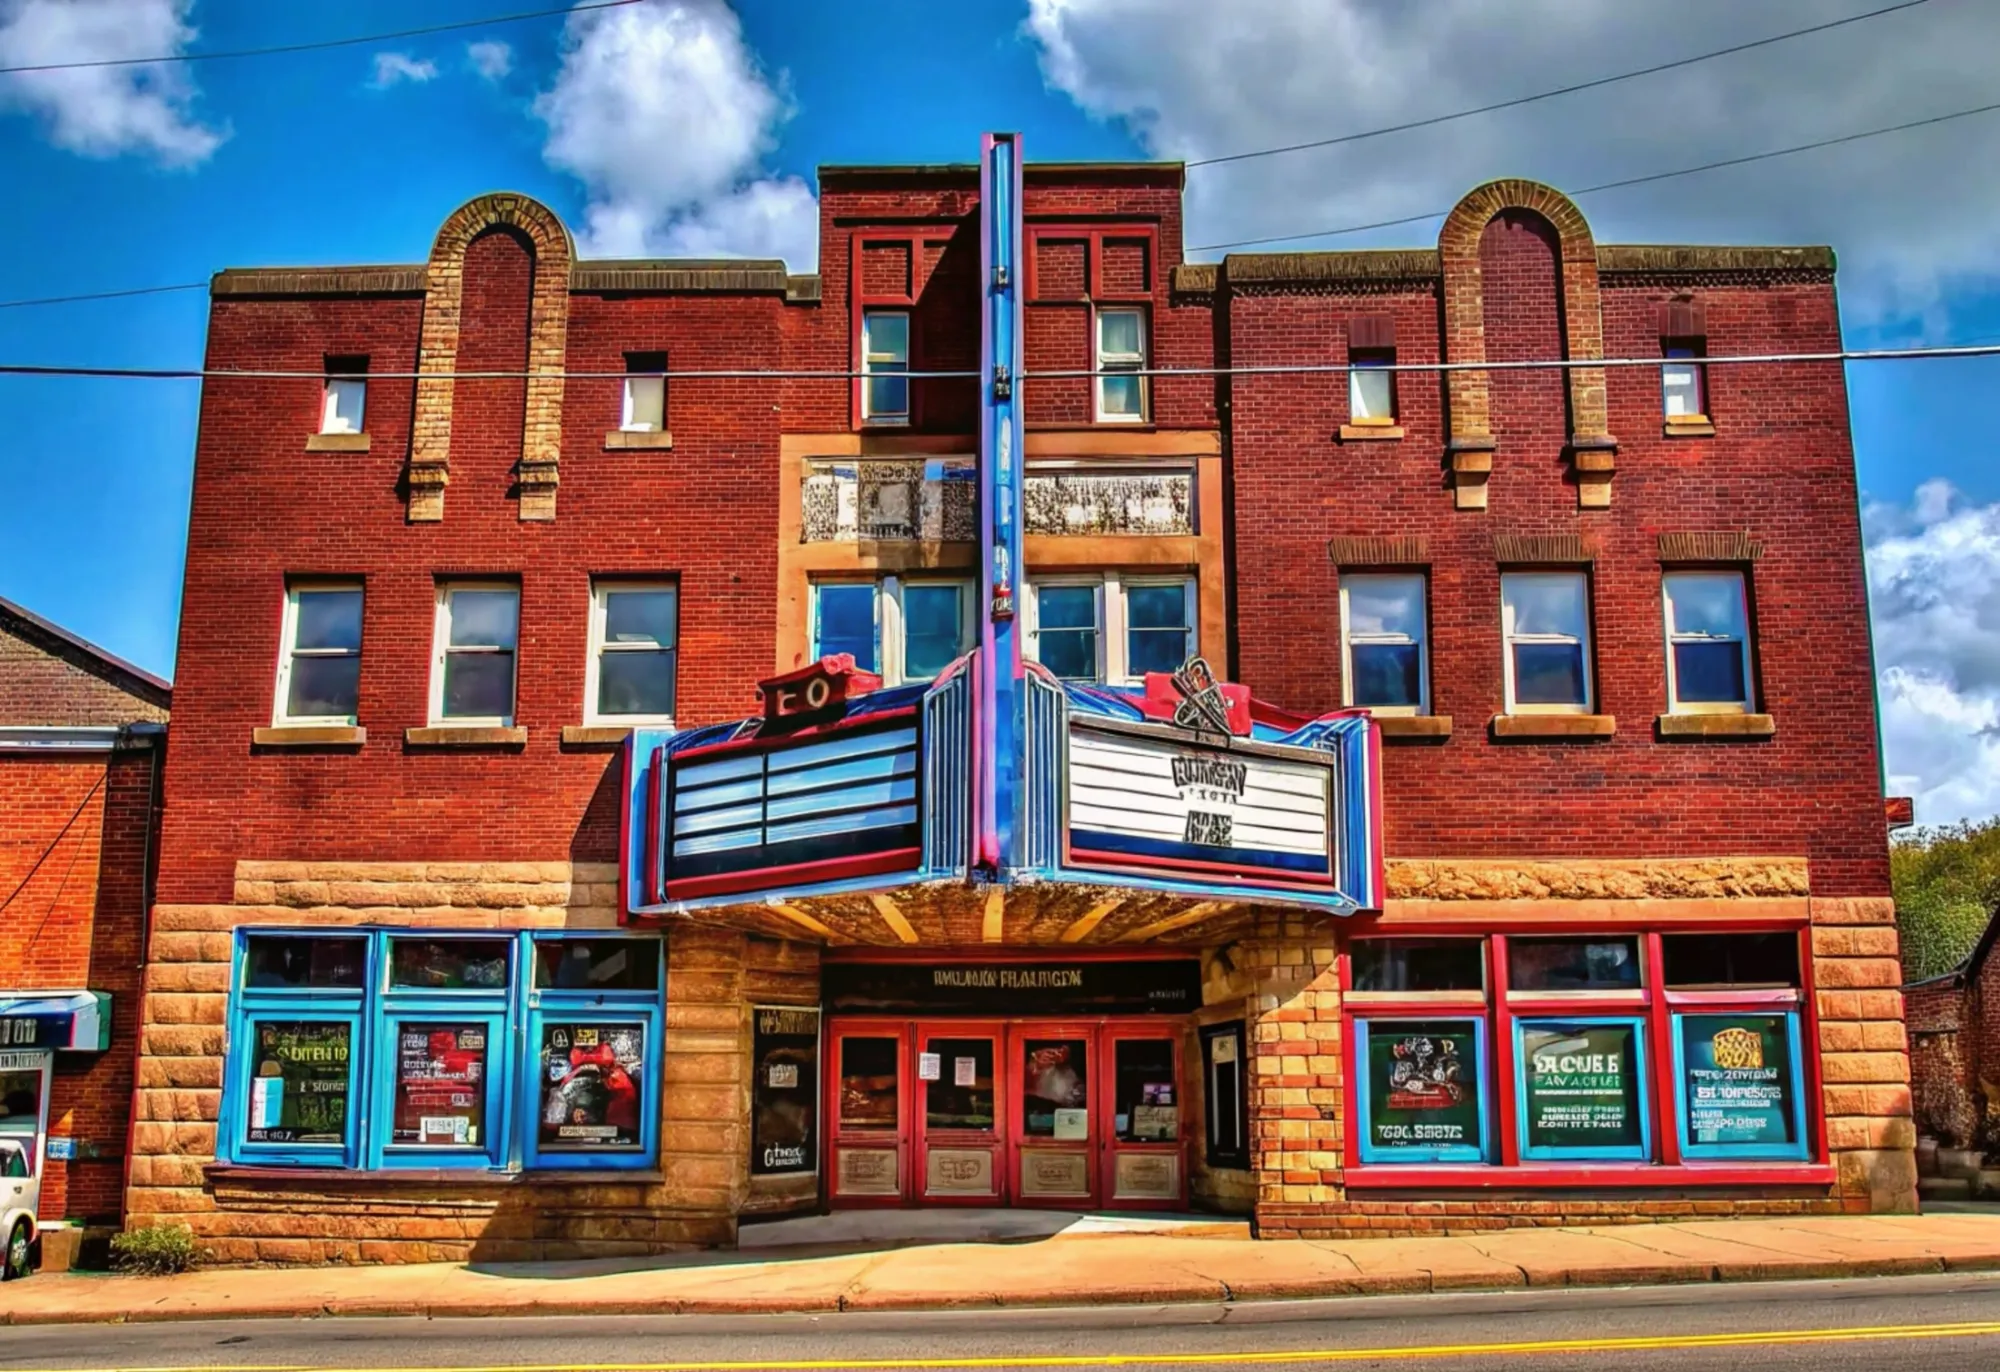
1327,535,1429,566
1658,531,1766,563
1491,531,1596,564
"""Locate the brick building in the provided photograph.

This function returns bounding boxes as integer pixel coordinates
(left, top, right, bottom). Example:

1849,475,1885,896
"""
1906,917,2000,1155
1,596,169,1233
126,140,1914,1264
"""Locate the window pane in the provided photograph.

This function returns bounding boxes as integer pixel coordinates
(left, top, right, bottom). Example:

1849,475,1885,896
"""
603,589,677,646
1665,574,1745,639
1679,1013,1799,1147
243,1020,350,1146
534,939,661,990
1352,643,1421,707
1345,574,1422,638
287,654,360,720
294,589,363,652
1021,1038,1089,1138
244,935,366,990
1113,1038,1177,1142
0,1069,40,1139
1662,933,1800,988
0,1146,25,1178
1508,937,1642,992
866,373,909,419
813,584,877,671
1098,372,1144,416
539,1021,646,1151
864,312,908,359
1360,1019,1485,1158
1128,627,1190,677
1038,629,1099,682
1663,362,1702,417
1037,585,1097,630
1512,643,1586,705
1674,641,1747,703
391,1022,488,1148
925,1038,995,1132
1350,365,1393,421
622,375,664,431
1504,574,1587,637
903,584,965,680
598,648,677,717
447,590,518,649
323,378,365,434
1519,1019,1644,1153
389,938,511,990
442,651,515,719
838,1036,900,1129
1351,939,1484,993
1127,583,1189,630
1098,309,1142,358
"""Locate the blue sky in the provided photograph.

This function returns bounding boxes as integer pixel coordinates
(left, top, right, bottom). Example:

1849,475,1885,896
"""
5,0,2000,820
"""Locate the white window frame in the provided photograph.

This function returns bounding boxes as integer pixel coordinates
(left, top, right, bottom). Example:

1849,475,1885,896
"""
861,310,910,425
1348,353,1396,426
1094,305,1148,424
1500,571,1595,715
809,576,974,686
320,375,366,435
621,361,665,433
429,582,520,728
584,581,678,726
1662,344,1706,420
273,582,363,727
1662,571,1753,715
1339,572,1428,716
1026,571,1196,686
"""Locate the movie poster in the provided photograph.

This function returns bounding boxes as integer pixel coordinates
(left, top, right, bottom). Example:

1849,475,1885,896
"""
1679,1014,1797,1148
752,1006,819,1175
1364,1020,1481,1153
539,1021,646,1150
1520,1021,1642,1153
391,1022,487,1148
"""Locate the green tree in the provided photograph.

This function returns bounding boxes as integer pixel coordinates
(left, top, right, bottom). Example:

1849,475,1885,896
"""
1892,819,2000,981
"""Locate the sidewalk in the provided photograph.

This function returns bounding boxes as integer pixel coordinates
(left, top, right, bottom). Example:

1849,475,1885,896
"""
7,1213,2000,1326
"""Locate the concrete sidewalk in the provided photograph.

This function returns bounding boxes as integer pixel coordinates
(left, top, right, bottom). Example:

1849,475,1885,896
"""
7,1213,2000,1326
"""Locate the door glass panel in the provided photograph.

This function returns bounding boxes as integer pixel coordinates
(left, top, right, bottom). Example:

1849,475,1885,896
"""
1113,1039,1178,1142
837,1036,900,1130
925,1037,995,1132
1021,1038,1090,1138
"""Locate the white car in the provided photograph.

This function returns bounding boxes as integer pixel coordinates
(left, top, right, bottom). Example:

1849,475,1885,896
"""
0,1137,37,1279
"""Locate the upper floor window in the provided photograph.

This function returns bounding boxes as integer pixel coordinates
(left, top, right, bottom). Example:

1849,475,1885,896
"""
1662,571,1752,713
862,311,910,425
321,356,367,435
1662,343,1706,420
1095,307,1148,423
1027,572,1194,685
1500,571,1593,714
431,583,519,727
1349,353,1395,425
275,584,363,726
809,577,973,685
621,352,666,432
587,582,678,725
1340,572,1427,714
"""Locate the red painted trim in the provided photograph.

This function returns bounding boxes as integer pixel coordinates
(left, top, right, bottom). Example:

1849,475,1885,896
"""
672,705,920,764
1023,224,1158,303
1342,1162,1838,1190
850,226,958,430
1645,931,1681,1166
1065,847,1335,891
617,736,635,922
661,847,921,902
1491,934,1519,1165
644,744,665,908
1367,914,1811,935
1662,988,1804,1007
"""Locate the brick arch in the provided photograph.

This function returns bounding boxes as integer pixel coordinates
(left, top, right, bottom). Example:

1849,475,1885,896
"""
1436,180,1614,510
407,193,574,522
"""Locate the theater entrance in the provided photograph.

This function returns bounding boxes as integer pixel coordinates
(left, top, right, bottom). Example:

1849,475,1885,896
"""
820,957,1199,1210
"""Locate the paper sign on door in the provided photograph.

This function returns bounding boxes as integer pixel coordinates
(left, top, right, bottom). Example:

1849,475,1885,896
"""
918,1052,941,1081
1053,1108,1089,1140
954,1057,977,1087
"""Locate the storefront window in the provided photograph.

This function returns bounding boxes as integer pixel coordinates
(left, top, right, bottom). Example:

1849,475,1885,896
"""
1674,1012,1806,1159
1515,1017,1650,1160
751,1008,819,1174
925,1038,995,1132
1662,933,1799,989
1200,1022,1249,1169
0,1052,48,1139
1021,1038,1089,1138
1355,1018,1489,1163
243,1020,352,1148
243,935,366,990
1113,1039,1177,1142
389,1021,489,1149
1507,936,1642,993
539,1021,645,1151
1352,939,1484,994
533,939,661,991
839,1036,900,1129
389,938,511,991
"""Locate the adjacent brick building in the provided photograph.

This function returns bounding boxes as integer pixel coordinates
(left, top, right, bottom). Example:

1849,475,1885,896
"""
126,150,1914,1264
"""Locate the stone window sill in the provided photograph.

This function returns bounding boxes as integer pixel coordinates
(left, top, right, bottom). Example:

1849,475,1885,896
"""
206,1162,662,1188
306,432,370,453
1375,714,1451,740
1491,713,1616,739
1339,424,1405,442
604,430,674,451
562,724,641,746
1657,712,1776,739
1664,417,1716,438
404,725,528,747
253,725,366,747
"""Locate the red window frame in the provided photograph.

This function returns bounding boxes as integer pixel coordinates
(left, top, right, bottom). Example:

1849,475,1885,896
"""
850,227,959,431
1025,225,1159,428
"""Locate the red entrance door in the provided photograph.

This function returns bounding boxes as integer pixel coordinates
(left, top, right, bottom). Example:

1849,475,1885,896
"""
1008,1022,1098,1208
826,1020,908,1206
1100,1024,1188,1209
914,1021,1006,1205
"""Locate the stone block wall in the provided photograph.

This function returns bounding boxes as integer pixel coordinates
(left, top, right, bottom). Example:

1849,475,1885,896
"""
1811,897,1919,1212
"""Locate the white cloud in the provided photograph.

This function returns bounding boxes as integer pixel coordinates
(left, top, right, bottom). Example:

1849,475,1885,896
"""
0,0,222,165
535,0,817,266
1023,0,2000,321
1866,481,2000,824
369,51,438,89
467,39,512,81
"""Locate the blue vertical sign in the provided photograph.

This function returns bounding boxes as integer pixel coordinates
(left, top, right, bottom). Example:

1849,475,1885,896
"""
976,134,1027,872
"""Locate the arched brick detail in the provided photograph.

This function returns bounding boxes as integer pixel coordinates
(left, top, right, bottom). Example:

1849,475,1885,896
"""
1436,180,1614,509
408,193,574,522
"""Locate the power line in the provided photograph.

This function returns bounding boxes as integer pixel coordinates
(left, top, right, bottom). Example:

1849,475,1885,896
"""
0,282,206,310
1185,0,1935,170
0,0,642,76
1188,98,2000,253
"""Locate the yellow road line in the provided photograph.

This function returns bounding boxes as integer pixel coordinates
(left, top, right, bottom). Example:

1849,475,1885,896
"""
16,1317,2000,1372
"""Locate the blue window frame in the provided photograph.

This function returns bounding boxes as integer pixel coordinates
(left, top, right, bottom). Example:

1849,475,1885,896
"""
219,929,663,1173
1671,1010,1809,1162
1353,1016,1490,1164
1513,1016,1652,1162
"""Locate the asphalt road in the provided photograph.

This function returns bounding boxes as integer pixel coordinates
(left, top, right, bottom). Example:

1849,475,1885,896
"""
4,1271,2000,1371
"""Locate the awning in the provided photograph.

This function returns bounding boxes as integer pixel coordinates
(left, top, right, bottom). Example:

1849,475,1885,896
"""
0,991,111,1052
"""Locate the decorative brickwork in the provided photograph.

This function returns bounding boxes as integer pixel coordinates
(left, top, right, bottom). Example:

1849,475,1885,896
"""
1658,531,1766,563
1326,535,1427,567
1385,856,1809,901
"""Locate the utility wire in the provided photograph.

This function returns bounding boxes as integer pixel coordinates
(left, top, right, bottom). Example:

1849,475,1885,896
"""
0,282,207,309
1184,0,1935,169
0,0,642,75
1188,98,2000,252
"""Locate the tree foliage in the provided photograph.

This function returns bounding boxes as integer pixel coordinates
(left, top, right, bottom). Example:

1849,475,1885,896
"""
1892,819,2000,981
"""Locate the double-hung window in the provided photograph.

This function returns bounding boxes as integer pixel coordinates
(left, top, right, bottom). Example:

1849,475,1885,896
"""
1500,571,1593,713
1349,353,1394,426
809,577,973,685
587,582,678,725
862,311,910,425
1662,343,1706,421
431,583,520,726
621,352,666,432
1663,571,1752,713
275,584,363,726
1340,573,1427,714
1095,307,1147,422
320,356,367,435
1026,573,1195,685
